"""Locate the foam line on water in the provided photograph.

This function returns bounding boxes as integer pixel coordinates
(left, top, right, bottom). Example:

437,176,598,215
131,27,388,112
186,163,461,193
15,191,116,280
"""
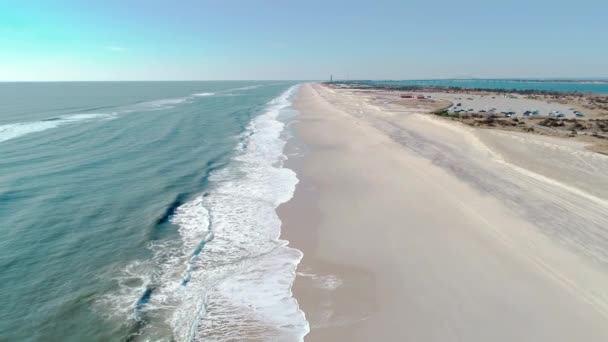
0,113,115,143
190,85,264,98
230,85,263,91
1,87,270,144
0,94,196,144
136,97,192,109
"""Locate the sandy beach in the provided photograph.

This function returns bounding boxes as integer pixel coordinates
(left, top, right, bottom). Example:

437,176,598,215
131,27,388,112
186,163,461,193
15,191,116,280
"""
279,83,608,341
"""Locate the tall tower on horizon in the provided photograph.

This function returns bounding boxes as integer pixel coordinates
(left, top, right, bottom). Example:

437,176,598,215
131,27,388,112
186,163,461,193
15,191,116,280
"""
330,74,333,83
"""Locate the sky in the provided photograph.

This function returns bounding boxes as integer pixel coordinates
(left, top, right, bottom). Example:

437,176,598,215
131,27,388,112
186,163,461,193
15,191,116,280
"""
1,0,607,81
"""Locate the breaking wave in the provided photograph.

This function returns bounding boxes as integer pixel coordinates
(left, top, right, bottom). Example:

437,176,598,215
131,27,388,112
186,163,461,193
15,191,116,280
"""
100,85,309,341
0,113,114,143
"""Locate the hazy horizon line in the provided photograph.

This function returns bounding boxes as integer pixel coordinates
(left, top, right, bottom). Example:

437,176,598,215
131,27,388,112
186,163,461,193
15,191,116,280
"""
2,77,608,83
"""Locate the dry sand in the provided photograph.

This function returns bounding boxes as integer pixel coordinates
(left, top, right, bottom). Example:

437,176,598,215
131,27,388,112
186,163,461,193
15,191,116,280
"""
279,83,608,341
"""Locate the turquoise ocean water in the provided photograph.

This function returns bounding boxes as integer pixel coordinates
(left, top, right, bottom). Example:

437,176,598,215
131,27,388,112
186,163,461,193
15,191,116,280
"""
0,82,308,341
364,79,608,94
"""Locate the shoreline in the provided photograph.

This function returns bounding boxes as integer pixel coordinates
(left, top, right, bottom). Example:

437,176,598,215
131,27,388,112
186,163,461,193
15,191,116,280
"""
280,83,608,341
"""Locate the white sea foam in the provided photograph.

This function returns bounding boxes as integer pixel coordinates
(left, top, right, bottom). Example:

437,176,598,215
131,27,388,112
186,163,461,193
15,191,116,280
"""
172,84,308,341
230,84,263,91
192,92,215,97
0,121,63,143
297,272,343,290
62,113,113,121
99,85,308,341
139,97,192,109
0,113,115,143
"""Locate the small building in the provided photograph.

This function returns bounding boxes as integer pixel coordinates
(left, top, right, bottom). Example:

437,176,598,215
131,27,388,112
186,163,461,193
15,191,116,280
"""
401,94,414,98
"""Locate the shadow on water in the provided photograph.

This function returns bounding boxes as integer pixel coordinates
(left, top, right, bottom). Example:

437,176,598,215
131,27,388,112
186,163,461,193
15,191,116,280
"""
128,155,230,339
155,194,188,225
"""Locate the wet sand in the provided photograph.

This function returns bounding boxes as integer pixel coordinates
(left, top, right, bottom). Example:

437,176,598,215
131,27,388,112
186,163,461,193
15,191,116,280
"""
279,83,608,341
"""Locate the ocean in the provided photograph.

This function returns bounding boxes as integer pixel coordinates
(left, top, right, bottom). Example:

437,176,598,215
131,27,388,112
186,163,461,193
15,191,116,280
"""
362,79,608,94
0,81,309,341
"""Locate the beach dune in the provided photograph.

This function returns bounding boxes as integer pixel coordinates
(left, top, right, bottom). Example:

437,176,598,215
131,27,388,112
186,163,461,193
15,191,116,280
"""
279,83,608,341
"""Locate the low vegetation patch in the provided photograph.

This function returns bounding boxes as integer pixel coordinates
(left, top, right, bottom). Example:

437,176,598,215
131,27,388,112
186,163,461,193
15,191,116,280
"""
432,109,451,117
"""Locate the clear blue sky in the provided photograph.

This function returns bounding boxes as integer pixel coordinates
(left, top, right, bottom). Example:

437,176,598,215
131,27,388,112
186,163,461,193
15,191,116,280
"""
1,0,607,81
